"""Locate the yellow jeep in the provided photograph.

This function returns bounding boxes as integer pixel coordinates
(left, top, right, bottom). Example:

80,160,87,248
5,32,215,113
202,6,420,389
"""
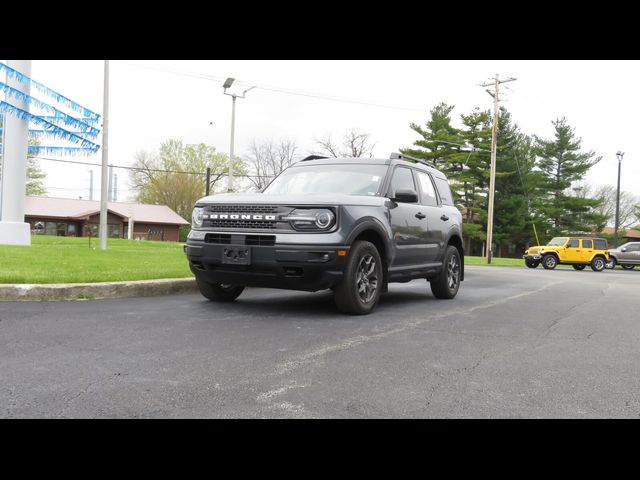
523,237,609,271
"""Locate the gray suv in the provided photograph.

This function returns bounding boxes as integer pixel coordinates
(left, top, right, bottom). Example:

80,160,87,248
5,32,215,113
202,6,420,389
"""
605,242,640,270
184,153,464,315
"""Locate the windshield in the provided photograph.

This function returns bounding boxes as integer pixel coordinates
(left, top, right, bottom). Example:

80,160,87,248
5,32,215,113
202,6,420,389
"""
263,164,388,196
547,237,568,246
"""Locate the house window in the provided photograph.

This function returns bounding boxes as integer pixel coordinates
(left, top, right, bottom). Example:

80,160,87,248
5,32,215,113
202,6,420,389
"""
45,222,57,236
108,224,121,238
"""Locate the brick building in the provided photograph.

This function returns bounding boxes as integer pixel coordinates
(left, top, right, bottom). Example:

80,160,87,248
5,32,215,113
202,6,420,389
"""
24,196,189,242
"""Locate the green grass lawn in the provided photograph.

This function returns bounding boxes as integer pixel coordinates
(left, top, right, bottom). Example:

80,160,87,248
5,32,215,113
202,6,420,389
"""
0,235,193,284
465,256,524,266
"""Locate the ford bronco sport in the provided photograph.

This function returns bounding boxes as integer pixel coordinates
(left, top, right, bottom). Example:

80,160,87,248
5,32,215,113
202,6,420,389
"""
184,153,464,315
523,237,609,271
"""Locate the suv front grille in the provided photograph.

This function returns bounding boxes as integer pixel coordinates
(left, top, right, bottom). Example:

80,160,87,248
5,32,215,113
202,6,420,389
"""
204,205,281,230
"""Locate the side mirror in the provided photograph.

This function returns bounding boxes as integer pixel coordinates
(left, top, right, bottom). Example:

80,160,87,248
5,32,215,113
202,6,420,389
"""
621,247,627,252
393,188,418,203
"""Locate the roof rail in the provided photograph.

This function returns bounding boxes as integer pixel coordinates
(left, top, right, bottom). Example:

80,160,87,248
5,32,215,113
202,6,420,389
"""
390,152,435,169
301,155,330,162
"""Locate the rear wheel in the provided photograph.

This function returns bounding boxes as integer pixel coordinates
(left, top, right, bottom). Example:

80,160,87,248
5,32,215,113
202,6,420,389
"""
591,256,606,272
525,259,539,268
195,276,245,302
622,264,635,270
430,245,461,299
333,240,383,315
542,254,558,270
572,264,586,270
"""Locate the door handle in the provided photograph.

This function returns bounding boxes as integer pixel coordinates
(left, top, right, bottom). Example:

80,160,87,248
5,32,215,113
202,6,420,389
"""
415,212,426,220
440,214,449,221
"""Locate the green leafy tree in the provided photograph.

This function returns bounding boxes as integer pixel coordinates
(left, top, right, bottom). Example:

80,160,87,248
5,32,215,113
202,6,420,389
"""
129,139,247,221
534,118,605,236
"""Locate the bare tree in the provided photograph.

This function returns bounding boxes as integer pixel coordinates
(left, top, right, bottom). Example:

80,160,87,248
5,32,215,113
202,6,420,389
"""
313,128,376,158
574,182,639,229
245,138,298,190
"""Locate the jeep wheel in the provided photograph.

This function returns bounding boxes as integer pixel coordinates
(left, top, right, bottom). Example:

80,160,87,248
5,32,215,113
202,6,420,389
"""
525,260,539,268
333,240,383,315
605,258,616,269
542,254,558,270
622,264,635,270
196,276,245,302
430,245,461,299
573,264,586,271
591,256,606,272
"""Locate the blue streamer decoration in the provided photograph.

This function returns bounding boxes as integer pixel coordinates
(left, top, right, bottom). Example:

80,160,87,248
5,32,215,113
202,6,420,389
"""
28,145,99,157
0,101,100,151
0,62,100,123
0,128,98,140
0,81,101,136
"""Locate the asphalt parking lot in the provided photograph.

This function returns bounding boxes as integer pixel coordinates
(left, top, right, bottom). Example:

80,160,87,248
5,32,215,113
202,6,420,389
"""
2,265,640,418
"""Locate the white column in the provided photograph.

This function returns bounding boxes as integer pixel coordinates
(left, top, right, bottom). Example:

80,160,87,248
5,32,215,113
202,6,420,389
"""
0,60,32,246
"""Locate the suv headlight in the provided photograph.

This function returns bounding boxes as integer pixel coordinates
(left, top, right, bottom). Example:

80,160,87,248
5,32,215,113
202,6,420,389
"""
192,207,204,228
282,208,336,231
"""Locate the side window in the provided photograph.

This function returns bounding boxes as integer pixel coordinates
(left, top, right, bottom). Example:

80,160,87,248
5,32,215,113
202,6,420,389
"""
627,243,640,252
594,239,608,250
582,239,593,249
567,239,579,248
389,167,416,197
433,176,454,206
415,171,438,207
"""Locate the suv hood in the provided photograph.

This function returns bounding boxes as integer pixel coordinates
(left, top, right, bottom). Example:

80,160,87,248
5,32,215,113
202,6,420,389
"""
196,193,387,207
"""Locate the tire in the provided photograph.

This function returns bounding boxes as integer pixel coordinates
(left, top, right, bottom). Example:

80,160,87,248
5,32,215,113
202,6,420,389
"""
195,276,245,302
542,254,558,270
333,240,383,315
430,245,462,299
591,256,606,272
572,264,586,270
605,258,616,269
622,264,635,270
525,260,539,268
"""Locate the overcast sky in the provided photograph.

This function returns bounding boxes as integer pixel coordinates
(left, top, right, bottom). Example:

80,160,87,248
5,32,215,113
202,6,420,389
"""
4,60,640,201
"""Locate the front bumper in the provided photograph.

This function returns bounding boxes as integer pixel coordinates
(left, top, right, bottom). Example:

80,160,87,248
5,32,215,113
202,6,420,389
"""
523,254,542,261
185,239,349,292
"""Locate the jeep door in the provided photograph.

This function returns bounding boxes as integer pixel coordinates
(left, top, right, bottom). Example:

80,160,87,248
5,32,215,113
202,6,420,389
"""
580,239,594,262
564,238,580,262
386,166,429,268
414,170,444,263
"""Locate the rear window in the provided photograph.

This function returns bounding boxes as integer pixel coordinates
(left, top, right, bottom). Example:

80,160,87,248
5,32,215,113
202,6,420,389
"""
433,176,454,206
582,239,593,249
594,238,608,250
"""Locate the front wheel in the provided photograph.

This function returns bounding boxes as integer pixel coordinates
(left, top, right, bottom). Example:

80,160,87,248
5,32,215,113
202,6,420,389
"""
333,240,383,315
542,254,558,270
430,245,462,299
573,264,586,271
622,264,635,270
591,256,606,272
196,276,245,302
525,260,539,268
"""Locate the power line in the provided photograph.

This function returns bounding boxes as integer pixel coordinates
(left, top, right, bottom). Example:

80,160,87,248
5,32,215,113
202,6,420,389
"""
115,61,427,113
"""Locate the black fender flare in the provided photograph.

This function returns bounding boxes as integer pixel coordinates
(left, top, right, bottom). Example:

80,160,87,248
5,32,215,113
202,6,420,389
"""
346,218,394,265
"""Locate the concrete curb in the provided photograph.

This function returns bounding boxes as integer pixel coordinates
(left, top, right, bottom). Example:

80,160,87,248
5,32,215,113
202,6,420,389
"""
0,277,197,302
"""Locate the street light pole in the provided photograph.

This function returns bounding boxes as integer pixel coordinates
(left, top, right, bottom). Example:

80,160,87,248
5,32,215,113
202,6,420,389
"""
223,78,256,193
614,151,624,247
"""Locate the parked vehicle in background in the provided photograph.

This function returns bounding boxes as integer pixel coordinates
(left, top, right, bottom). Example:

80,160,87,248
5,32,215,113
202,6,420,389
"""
523,237,609,271
605,242,640,270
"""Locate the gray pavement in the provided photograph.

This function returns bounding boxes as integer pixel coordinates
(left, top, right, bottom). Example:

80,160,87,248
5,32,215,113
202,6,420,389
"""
2,265,640,418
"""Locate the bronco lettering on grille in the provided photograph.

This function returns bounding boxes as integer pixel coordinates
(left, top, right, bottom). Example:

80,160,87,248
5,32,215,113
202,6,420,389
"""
209,213,276,221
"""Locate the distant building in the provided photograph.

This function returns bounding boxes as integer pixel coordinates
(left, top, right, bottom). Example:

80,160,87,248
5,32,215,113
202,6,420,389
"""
601,226,640,242
24,196,190,242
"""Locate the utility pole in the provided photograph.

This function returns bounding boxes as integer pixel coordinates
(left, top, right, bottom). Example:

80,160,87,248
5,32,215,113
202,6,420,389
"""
88,169,94,200
99,60,109,250
614,151,624,247
206,167,211,196
108,165,113,202
481,73,516,264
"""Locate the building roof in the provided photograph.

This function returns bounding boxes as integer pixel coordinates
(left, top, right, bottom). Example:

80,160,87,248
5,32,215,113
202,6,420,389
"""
25,196,190,226
601,226,640,238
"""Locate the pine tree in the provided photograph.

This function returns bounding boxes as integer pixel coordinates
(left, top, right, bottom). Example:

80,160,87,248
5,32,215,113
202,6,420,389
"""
534,118,605,236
